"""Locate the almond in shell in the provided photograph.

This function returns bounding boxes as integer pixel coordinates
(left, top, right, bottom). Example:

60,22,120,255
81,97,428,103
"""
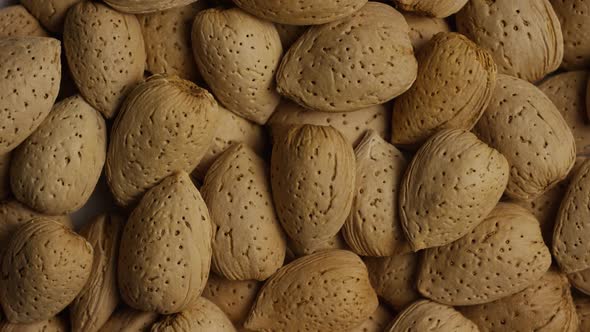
349,305,393,332
20,0,80,33
386,300,478,332
551,0,590,70
98,307,159,332
202,274,261,326
569,268,590,295
393,0,469,18
104,0,199,14
150,297,236,332
365,253,420,311
288,232,349,258
0,5,48,37
404,12,450,52
0,316,68,332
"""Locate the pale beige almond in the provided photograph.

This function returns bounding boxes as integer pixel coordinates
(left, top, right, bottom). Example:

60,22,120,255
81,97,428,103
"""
365,253,420,311
98,307,159,332
106,75,218,207
0,316,67,332
233,0,367,25
118,172,212,314
267,100,390,147
276,3,417,112
0,218,93,323
393,0,468,18
400,129,509,250
64,2,145,118
275,24,307,49
10,95,106,215
202,274,261,326
0,153,10,201
418,203,552,306
0,5,48,37
348,305,393,332
575,295,590,331
151,297,236,332
0,37,61,155
104,0,198,14
20,0,80,33
70,214,123,332
202,144,287,281
459,269,578,332
475,74,576,201
288,232,349,258
192,8,282,125
456,0,563,82
551,0,590,70
343,130,409,256
404,12,451,52
392,32,497,147
244,250,378,332
270,125,355,245
386,300,478,332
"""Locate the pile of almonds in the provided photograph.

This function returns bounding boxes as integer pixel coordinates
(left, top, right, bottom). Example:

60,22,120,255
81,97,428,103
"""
2,0,590,331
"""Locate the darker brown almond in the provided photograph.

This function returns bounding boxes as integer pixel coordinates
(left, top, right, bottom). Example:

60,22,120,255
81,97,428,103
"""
418,203,552,306
475,74,576,201
202,274,261,326
98,306,159,332
365,253,420,311
151,297,236,332
551,0,590,70
20,0,80,33
276,2,417,112
392,0,469,18
575,295,590,331
400,129,509,251
386,300,478,332
244,250,378,332
0,5,48,37
392,32,497,147
271,125,355,246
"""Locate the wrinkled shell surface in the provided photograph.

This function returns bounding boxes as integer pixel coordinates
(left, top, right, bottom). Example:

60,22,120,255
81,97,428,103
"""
386,300,479,332
150,297,236,332
0,316,68,332
104,0,198,14
0,5,47,37
365,253,420,311
393,0,469,18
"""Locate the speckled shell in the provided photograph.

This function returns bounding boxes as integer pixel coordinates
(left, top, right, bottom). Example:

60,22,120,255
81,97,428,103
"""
106,75,218,207
551,0,590,70
0,153,10,201
151,297,236,332
244,250,378,332
104,0,199,14
276,2,417,112
20,0,80,33
418,203,552,306
0,5,47,37
387,300,479,332
365,253,420,311
202,274,261,326
288,232,349,258
118,172,212,314
475,74,576,201
0,37,61,155
393,0,468,18
10,95,106,215
0,218,93,324
63,2,145,118
192,8,282,125
349,305,393,332
456,0,563,82
403,12,450,52
98,307,159,332
0,316,68,332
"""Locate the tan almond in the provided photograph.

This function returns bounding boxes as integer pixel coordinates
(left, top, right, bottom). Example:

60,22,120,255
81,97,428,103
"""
151,297,236,332
343,130,409,256
551,0,590,70
456,0,563,82
10,95,106,215
0,153,10,201
288,232,349,258
20,0,80,33
475,74,576,201
106,75,218,207
70,214,123,332
64,1,145,119
118,172,212,314
365,253,420,311
192,8,282,125
104,0,199,14
202,143,287,281
233,0,367,25
393,0,468,18
575,295,590,331
460,269,579,332
349,305,393,332
0,316,67,332
392,32,497,147
386,300,478,332
0,37,61,155
275,24,307,49
98,306,159,332
267,100,391,147
244,250,378,332
404,12,451,52
0,5,48,37
276,2,417,112
202,274,261,326
400,129,509,251
0,218,93,324
418,203,552,306
270,125,355,246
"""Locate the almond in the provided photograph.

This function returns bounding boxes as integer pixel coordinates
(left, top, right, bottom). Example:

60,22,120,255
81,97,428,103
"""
349,306,393,332
267,100,390,147
20,0,79,33
418,203,552,306
0,153,10,201
139,2,206,82
404,12,450,52
288,232,349,258
202,143,287,281
270,125,355,246
0,218,93,323
575,295,590,331
0,316,67,332
539,71,590,155
244,250,378,332
456,0,563,82
551,0,590,69
386,300,478,332
0,37,61,155
0,5,47,37
70,214,123,332
202,274,261,326
63,2,145,119
459,269,578,332
475,74,576,201
193,105,266,181
192,8,282,125
151,297,236,332
343,131,409,256
98,307,159,332
275,24,307,49
104,0,199,14
10,95,106,215
400,129,509,251
106,75,218,207
365,253,420,311
392,32,497,147
276,2,417,112
394,0,468,18
118,172,212,314
233,0,367,25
